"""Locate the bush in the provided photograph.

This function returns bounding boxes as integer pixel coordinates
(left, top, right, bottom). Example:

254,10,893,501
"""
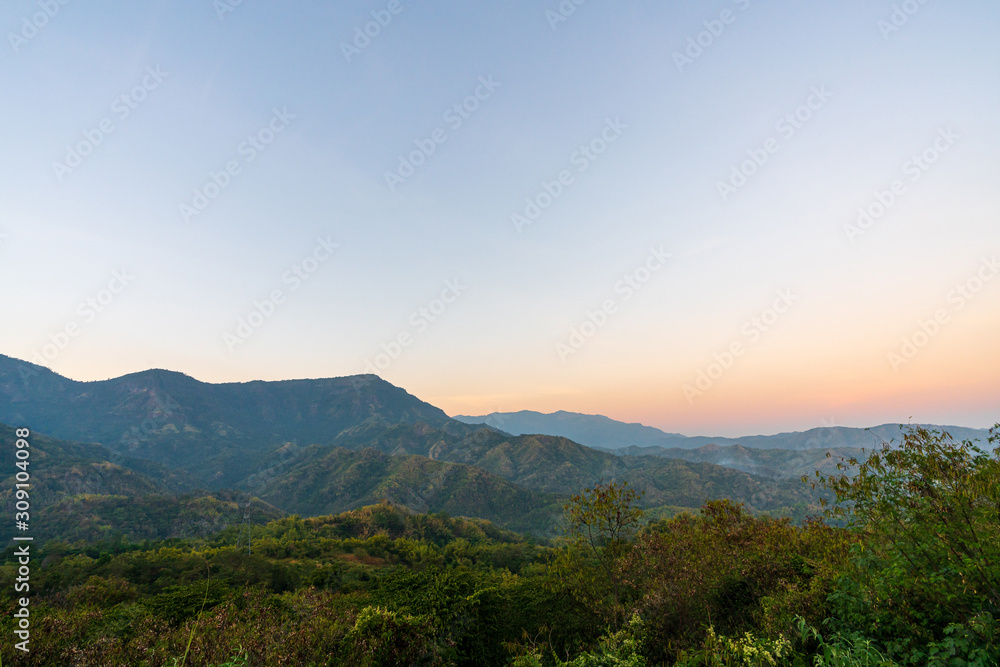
345,605,447,666
620,500,850,662
817,425,1000,662
509,613,646,667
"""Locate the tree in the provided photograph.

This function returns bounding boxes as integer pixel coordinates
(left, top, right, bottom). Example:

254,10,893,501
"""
813,424,1000,660
562,480,644,629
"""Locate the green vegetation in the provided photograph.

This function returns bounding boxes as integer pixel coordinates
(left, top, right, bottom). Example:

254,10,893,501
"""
561,481,645,630
255,446,564,535
0,412,1000,667
0,419,823,544
1,424,996,665
812,425,1000,663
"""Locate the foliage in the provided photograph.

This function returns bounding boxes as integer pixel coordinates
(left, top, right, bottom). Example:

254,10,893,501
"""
797,620,900,667
509,613,647,667
345,605,447,666
562,480,644,629
814,424,1000,663
620,500,851,662
674,626,794,666
3,422,999,666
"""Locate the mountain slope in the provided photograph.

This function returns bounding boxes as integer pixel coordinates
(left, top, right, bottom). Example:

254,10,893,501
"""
322,422,821,513
255,446,563,535
0,357,839,535
0,422,279,543
28,492,284,544
0,354,450,486
0,423,184,509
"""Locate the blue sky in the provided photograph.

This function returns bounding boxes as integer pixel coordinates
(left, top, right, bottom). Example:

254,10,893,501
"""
2,0,998,436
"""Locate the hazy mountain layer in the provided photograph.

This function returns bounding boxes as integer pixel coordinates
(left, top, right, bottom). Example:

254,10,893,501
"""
603,444,866,480
453,409,686,449
455,409,992,451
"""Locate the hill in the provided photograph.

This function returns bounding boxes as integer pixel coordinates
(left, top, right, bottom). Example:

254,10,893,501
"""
0,420,568,540
0,422,286,543
320,421,821,514
0,422,190,509
27,492,285,544
254,446,563,535
0,357,830,537
0,354,450,486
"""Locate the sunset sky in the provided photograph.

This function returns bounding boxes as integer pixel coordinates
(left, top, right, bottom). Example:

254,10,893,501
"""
2,1,998,437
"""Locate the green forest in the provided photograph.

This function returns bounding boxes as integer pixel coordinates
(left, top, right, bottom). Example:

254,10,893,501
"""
2,425,998,666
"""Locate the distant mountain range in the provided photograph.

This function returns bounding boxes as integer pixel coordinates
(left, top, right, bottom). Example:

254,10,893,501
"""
453,410,687,449
0,355,822,538
454,410,992,452
2,353,989,542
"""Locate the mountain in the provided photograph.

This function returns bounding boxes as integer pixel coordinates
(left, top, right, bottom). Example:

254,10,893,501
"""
255,446,563,535
317,421,821,514
0,356,839,538
0,354,450,486
453,410,687,449
0,422,193,507
0,422,280,543
454,410,992,451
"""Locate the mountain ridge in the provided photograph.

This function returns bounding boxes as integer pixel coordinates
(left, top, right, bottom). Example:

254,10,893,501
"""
0,354,899,538
454,409,991,451
0,354,452,486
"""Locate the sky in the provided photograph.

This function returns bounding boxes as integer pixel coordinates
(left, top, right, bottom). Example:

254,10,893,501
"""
1,0,998,437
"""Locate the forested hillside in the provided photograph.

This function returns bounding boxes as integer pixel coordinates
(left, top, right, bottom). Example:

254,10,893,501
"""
1,425,996,665
0,355,450,486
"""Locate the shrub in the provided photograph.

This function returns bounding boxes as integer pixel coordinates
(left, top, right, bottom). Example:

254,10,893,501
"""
816,425,1000,662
